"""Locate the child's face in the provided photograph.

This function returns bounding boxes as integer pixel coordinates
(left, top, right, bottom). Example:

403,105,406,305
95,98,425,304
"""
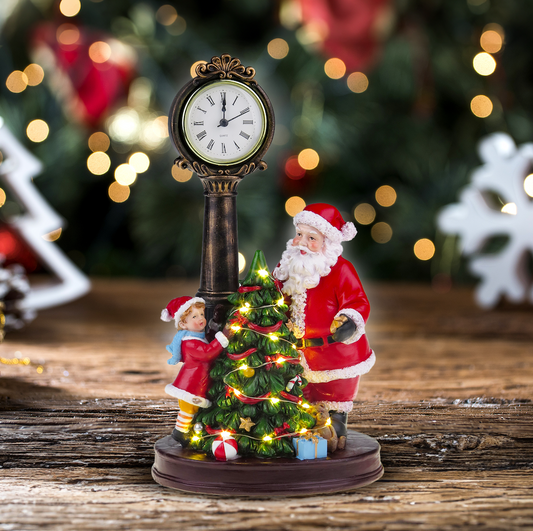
181,306,206,332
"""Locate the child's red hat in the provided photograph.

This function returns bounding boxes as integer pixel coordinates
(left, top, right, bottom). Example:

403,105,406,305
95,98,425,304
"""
161,296,205,325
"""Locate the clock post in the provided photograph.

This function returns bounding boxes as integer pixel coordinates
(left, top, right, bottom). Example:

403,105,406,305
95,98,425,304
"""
168,54,275,321
197,176,240,320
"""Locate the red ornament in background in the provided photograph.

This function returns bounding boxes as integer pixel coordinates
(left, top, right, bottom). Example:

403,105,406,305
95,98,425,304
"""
0,225,39,273
280,152,315,196
31,22,136,126
285,156,306,180
298,0,393,72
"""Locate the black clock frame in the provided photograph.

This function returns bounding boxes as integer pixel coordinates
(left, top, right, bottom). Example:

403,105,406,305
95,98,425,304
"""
169,54,275,177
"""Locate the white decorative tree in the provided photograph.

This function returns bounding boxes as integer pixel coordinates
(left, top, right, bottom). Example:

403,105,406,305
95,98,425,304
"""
0,117,90,312
438,133,533,308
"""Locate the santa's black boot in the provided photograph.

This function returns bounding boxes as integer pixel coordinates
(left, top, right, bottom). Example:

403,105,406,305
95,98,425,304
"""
171,428,190,448
329,411,348,438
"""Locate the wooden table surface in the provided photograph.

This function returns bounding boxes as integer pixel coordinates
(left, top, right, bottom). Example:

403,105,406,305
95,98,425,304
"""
1,279,532,530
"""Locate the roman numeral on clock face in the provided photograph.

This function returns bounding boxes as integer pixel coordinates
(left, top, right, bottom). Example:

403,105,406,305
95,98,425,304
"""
239,131,250,140
240,107,250,116
207,139,214,150
196,107,207,114
206,95,215,106
234,141,240,150
193,121,204,126
232,96,239,106
197,130,207,140
221,143,226,154
243,120,253,124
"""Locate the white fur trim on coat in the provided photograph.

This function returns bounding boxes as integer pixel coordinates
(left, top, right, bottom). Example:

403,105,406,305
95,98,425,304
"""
165,384,211,408
183,335,208,343
335,309,366,344
294,211,357,243
215,331,229,348
300,350,376,384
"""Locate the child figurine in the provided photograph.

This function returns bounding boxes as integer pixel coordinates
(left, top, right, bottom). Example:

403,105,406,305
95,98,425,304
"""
161,296,230,447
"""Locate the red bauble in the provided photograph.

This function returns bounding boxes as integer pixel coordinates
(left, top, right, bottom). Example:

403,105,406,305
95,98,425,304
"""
31,22,136,126
0,225,39,272
298,0,393,72
212,435,239,461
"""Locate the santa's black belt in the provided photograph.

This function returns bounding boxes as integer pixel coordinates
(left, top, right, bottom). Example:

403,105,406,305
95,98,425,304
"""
296,336,336,348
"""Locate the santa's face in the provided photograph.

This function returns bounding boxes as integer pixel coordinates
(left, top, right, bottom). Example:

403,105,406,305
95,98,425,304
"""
273,225,343,296
292,224,325,254
181,306,206,332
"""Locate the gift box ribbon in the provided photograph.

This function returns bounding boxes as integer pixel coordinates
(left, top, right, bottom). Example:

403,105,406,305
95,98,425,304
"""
295,433,321,458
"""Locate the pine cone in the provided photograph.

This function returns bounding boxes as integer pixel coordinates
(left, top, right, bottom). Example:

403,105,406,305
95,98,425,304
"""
0,260,36,333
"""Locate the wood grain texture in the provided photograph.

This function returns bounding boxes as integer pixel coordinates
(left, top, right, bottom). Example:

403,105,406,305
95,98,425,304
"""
1,279,532,530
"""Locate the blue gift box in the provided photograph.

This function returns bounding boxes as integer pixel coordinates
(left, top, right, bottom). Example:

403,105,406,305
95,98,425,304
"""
292,435,327,460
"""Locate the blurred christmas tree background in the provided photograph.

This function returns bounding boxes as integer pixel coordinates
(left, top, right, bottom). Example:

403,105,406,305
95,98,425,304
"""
1,0,532,286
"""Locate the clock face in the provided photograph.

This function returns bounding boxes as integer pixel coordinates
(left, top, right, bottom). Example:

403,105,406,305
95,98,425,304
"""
180,80,267,166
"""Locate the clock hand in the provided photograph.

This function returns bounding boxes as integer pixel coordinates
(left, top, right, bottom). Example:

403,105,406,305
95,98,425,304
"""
219,107,250,126
218,92,229,127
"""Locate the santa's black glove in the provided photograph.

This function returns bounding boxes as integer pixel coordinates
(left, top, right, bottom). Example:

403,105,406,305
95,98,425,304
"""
331,315,357,343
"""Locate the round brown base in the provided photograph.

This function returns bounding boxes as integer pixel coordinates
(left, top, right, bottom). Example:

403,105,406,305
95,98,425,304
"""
152,430,383,496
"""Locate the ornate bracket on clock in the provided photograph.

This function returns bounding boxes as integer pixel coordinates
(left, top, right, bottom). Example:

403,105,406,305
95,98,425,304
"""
195,54,257,85
174,155,267,181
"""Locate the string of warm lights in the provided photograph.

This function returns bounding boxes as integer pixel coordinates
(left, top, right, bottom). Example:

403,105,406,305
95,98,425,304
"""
229,298,286,318
230,323,298,350
191,423,326,445
199,268,316,446
1,304,43,373
0,355,44,374
228,269,297,350
222,359,303,406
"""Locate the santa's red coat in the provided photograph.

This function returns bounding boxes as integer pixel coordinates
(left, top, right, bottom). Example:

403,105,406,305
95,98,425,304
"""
165,336,225,408
279,256,375,412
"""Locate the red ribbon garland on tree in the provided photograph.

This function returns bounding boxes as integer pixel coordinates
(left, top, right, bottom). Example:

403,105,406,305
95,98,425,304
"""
227,385,271,404
279,391,301,403
205,425,225,435
247,320,283,334
226,347,258,361
238,285,262,293
274,422,291,436
264,355,276,371
228,312,249,328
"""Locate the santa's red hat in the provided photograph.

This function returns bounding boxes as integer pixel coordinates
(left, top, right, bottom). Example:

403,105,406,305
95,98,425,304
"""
293,203,357,243
161,296,205,325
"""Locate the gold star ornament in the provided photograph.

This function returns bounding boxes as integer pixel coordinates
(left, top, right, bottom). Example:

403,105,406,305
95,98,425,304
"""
239,417,256,432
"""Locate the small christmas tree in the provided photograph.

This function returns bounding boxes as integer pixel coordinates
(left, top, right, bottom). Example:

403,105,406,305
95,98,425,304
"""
190,250,316,459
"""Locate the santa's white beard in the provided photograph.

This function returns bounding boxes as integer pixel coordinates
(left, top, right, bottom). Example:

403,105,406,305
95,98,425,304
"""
273,239,342,296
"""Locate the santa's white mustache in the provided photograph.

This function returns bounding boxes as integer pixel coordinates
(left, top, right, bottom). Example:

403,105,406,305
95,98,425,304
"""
292,245,321,257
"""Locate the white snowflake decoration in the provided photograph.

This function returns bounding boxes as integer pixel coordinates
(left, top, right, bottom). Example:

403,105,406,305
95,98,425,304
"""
438,132,533,308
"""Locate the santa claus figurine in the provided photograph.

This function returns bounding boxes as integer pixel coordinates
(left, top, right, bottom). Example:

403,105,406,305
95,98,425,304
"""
273,203,375,443
161,296,230,447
